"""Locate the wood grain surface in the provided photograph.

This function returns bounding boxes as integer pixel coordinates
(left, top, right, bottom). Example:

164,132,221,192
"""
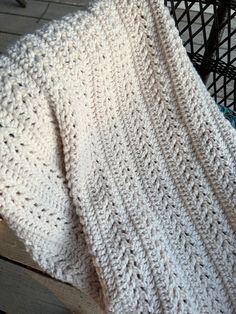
0,221,104,314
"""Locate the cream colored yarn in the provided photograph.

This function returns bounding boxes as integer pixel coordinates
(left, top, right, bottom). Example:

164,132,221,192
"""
0,0,236,313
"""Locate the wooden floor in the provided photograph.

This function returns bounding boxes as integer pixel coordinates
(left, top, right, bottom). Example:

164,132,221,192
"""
0,221,104,314
0,0,89,53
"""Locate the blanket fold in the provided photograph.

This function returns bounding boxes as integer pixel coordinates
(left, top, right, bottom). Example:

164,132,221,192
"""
0,0,235,313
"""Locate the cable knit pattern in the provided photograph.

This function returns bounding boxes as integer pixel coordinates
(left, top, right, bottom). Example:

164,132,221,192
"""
0,0,236,313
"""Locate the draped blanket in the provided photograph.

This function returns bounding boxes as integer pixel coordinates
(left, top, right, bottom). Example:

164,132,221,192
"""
0,0,235,313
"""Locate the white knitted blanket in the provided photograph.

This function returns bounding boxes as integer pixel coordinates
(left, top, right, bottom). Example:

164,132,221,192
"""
0,0,236,313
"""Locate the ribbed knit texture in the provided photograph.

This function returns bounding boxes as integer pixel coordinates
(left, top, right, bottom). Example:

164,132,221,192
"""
0,0,236,313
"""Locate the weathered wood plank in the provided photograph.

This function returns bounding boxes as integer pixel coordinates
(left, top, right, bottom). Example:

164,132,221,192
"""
0,258,104,314
0,0,85,19
0,258,71,314
0,221,104,313
32,0,89,6
0,32,20,53
0,13,46,35
0,221,39,270
0,0,48,18
43,2,83,20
